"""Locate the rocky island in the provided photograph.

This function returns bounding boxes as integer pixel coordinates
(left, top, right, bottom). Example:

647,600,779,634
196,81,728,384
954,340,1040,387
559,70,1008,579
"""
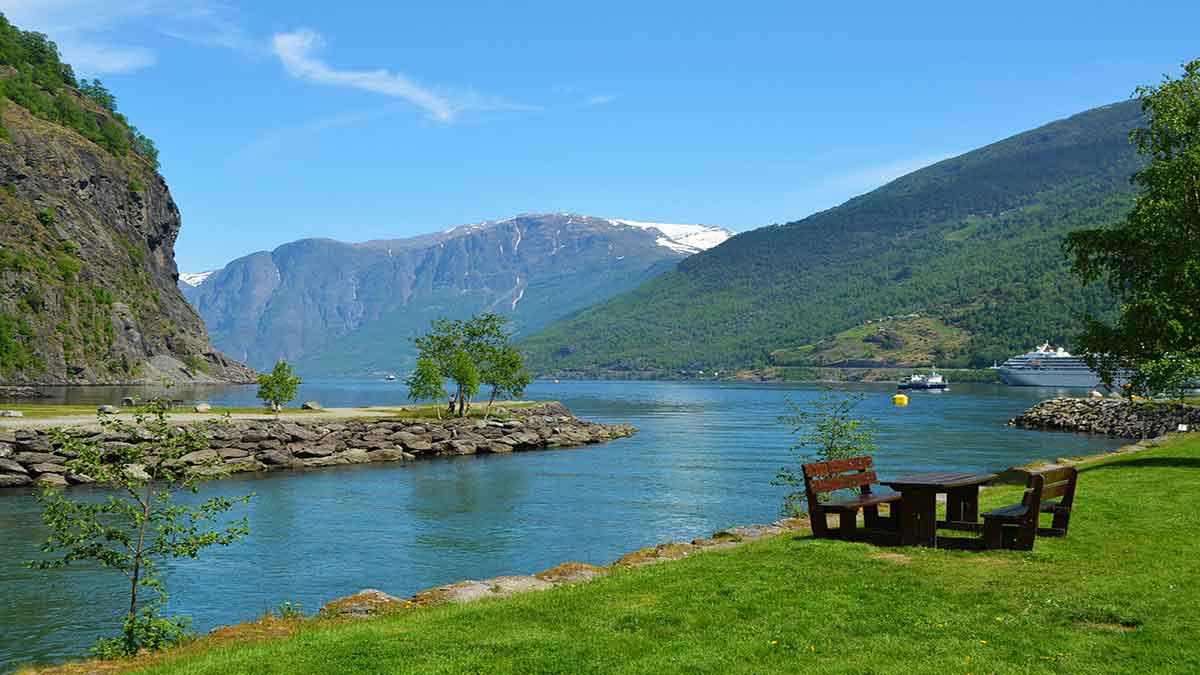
0,402,635,489
1010,397,1200,438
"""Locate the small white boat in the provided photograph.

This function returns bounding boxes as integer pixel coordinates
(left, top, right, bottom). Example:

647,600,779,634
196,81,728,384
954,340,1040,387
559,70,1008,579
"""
899,369,948,391
384,374,397,381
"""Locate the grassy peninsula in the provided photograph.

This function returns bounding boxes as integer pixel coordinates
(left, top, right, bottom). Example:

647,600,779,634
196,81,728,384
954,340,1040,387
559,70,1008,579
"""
35,434,1198,674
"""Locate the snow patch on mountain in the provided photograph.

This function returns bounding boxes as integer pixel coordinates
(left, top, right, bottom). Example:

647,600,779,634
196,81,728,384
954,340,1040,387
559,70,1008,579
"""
609,219,731,254
179,270,219,287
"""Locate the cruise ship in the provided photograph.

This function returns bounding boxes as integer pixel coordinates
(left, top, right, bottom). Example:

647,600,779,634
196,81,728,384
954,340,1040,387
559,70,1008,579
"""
996,343,1106,388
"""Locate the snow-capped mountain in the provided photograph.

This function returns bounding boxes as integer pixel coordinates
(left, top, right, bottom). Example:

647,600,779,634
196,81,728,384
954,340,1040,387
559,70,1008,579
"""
180,213,731,374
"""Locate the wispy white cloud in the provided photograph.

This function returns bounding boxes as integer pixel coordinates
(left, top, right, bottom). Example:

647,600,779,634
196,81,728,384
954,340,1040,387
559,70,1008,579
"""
584,94,616,106
272,29,458,122
0,0,251,75
826,152,958,193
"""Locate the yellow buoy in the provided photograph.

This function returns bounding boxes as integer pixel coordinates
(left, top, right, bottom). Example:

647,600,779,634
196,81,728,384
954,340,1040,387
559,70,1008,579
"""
892,391,909,407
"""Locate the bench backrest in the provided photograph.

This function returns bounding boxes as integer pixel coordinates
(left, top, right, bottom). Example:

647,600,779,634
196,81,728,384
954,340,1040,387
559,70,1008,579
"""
1014,471,1046,525
802,456,878,507
1035,466,1078,507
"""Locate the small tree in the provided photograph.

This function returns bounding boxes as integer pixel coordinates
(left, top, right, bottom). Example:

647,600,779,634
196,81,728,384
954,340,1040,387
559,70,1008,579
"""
407,355,448,418
481,345,532,416
28,399,251,658
1064,59,1200,397
772,389,878,516
257,360,301,412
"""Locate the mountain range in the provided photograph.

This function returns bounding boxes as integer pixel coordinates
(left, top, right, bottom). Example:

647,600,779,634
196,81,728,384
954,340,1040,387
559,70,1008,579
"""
180,214,731,374
519,100,1146,375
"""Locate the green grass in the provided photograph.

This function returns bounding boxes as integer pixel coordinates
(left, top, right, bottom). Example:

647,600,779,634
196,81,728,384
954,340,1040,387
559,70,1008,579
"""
108,436,1200,674
771,316,970,368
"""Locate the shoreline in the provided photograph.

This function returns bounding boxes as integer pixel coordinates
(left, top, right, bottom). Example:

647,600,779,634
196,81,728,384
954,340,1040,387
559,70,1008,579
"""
0,402,636,490
24,430,1173,674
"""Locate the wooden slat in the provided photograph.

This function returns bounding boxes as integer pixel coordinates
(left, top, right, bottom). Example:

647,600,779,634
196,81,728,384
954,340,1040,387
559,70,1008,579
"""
802,455,873,477
811,471,876,493
1036,466,1076,484
1041,482,1071,501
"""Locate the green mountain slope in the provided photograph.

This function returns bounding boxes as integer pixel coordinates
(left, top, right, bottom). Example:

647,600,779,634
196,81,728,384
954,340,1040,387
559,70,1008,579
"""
520,101,1145,373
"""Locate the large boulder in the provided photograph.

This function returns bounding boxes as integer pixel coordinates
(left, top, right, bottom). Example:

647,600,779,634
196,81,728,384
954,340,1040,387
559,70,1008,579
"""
319,589,407,618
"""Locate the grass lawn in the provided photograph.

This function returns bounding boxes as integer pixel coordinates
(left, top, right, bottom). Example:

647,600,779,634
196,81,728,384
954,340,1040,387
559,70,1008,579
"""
52,436,1200,674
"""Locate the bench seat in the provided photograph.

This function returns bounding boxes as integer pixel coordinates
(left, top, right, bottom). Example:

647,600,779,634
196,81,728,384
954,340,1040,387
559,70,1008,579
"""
981,503,1029,521
822,491,901,512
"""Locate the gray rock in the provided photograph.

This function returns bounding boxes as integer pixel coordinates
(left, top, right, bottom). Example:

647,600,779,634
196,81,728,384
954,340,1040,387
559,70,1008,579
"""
293,444,336,458
98,405,121,414
0,443,12,459
280,423,318,442
0,410,24,417
30,462,68,474
216,448,249,459
194,403,212,413
366,448,408,462
179,449,219,465
258,450,293,466
0,458,27,474
35,473,69,487
124,464,151,481
342,449,371,464
66,472,95,484
301,401,323,410
15,437,51,452
0,473,32,487
13,452,61,465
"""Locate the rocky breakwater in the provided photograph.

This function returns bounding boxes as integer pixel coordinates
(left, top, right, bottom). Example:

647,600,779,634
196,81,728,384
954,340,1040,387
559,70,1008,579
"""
1010,397,1200,438
0,403,636,489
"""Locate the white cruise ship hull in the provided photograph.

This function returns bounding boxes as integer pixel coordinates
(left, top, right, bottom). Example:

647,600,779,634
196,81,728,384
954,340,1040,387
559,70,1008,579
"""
997,368,1101,388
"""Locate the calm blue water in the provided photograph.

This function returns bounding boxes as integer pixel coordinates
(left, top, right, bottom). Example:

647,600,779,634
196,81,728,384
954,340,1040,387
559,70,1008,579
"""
0,379,1122,670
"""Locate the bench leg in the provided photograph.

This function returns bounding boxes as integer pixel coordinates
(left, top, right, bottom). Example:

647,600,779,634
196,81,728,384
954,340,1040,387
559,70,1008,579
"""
1050,506,1071,536
864,505,881,529
983,519,1004,549
811,507,830,539
838,510,858,538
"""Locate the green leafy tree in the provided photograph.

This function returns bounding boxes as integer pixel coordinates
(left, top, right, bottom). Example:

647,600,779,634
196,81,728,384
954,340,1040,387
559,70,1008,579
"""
446,350,481,416
413,313,517,417
79,78,116,112
406,355,448,418
772,389,877,516
256,360,301,412
1065,59,1200,396
28,399,251,658
481,345,532,415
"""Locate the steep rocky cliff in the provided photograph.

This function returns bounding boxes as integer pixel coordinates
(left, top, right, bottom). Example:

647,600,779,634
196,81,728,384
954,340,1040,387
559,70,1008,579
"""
0,23,253,384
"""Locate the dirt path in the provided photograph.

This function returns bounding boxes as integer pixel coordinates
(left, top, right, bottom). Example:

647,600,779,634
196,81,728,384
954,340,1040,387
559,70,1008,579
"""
0,408,400,430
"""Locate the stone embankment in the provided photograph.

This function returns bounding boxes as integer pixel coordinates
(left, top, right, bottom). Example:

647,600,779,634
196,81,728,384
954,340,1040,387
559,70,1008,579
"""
0,403,635,489
1010,397,1200,438
317,518,808,619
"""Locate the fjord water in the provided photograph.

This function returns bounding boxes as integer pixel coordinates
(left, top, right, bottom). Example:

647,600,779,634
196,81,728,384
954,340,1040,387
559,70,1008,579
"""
0,380,1122,670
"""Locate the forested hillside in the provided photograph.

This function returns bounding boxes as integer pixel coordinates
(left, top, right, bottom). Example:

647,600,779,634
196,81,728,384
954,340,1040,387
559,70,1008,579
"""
521,100,1145,373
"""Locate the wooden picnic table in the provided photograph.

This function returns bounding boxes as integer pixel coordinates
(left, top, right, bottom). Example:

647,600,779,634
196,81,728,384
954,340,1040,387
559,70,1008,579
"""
879,471,998,547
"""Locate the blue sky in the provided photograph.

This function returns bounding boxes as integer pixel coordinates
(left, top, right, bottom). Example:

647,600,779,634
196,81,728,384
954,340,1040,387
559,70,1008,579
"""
3,1,1199,272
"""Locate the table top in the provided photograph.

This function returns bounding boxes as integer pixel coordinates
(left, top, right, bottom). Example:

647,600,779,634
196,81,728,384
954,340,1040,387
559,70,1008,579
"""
879,471,998,490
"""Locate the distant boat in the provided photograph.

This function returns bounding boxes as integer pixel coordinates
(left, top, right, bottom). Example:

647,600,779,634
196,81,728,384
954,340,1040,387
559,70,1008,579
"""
384,374,397,381
899,369,949,391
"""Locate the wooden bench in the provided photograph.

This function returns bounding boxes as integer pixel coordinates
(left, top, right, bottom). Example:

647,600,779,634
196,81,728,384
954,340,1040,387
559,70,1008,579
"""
802,456,900,540
982,466,1078,550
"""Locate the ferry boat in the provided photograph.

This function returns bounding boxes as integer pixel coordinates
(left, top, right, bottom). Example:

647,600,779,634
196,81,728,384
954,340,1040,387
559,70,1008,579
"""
898,369,948,390
996,343,1104,388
